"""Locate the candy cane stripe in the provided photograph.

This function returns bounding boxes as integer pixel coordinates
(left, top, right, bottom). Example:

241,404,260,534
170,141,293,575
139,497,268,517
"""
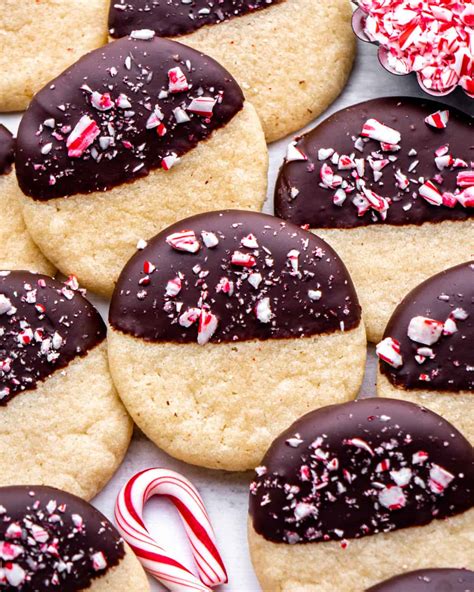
115,468,227,592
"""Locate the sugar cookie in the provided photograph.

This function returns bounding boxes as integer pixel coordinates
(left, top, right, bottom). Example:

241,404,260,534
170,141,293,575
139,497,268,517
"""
108,210,366,471
0,485,149,590
377,262,474,443
0,271,132,500
0,0,109,111
15,35,267,296
0,125,54,274
274,97,474,342
248,398,474,591
108,0,356,141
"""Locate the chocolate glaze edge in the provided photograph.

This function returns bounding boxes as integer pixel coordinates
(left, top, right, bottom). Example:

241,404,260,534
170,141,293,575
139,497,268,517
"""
108,0,285,39
380,261,474,392
109,209,362,344
0,124,14,175
0,270,106,405
0,485,125,590
274,96,474,228
249,398,474,545
366,569,474,592
16,36,244,201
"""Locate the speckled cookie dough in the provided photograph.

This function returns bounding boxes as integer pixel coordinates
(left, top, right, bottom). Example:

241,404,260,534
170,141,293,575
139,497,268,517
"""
377,262,474,443
248,398,474,591
0,271,132,500
274,97,474,343
108,0,356,142
15,35,267,297
108,210,366,471
0,0,109,112
0,125,54,274
0,486,149,590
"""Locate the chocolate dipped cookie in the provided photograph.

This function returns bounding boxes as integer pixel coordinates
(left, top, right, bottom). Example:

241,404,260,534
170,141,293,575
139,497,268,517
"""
377,262,474,443
367,569,474,592
0,126,53,274
108,0,355,142
248,398,474,591
274,97,474,342
0,271,132,499
0,485,149,590
14,35,267,296
0,1,109,112
107,210,366,471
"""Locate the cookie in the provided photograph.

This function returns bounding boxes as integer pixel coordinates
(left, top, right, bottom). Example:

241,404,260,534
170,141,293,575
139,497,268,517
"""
377,262,474,443
248,398,474,591
0,125,54,275
0,271,132,500
107,209,366,471
0,485,149,590
0,0,109,112
108,0,356,142
367,569,474,592
274,97,474,343
15,35,267,297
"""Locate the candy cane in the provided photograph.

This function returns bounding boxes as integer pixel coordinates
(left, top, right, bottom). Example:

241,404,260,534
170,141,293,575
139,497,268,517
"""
115,469,228,592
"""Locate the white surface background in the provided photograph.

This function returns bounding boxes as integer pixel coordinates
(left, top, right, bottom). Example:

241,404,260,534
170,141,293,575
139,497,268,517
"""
1,36,472,592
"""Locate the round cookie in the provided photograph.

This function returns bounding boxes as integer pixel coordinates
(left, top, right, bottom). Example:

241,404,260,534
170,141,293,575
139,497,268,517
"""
0,0,109,112
0,271,132,500
248,398,474,591
108,0,356,142
15,35,267,297
108,210,366,471
0,125,54,275
377,262,474,443
274,97,474,343
367,569,474,592
0,485,149,590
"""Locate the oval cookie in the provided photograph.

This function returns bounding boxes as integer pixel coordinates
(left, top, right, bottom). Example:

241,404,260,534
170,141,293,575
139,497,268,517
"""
248,398,474,591
15,35,267,296
0,271,132,499
0,485,149,590
377,261,474,442
108,0,356,142
0,125,54,274
367,569,474,592
274,97,474,342
108,210,366,471
0,0,109,111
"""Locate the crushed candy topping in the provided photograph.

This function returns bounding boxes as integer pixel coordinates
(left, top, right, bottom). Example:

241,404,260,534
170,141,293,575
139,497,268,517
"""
249,398,474,544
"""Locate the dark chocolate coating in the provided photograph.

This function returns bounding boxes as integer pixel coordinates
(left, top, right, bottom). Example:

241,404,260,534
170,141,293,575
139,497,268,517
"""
109,0,283,38
109,210,361,343
0,271,105,405
0,125,14,176
380,262,474,392
0,485,124,590
275,97,474,228
367,569,474,592
249,398,474,544
15,36,244,200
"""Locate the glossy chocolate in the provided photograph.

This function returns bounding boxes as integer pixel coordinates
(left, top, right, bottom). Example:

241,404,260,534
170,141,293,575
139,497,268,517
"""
109,0,283,38
0,485,124,589
367,569,474,592
380,262,474,392
249,398,474,544
0,125,14,176
16,36,244,200
0,271,105,405
109,210,361,344
275,97,474,228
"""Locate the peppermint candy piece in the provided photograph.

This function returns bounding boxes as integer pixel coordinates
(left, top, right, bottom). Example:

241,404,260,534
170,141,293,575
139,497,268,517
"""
407,316,444,346
361,119,401,145
425,110,450,129
66,115,100,158
376,337,403,368
115,468,228,592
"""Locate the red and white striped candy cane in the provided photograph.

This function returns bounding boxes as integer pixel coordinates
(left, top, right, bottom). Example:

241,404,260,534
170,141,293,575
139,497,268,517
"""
115,468,228,592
